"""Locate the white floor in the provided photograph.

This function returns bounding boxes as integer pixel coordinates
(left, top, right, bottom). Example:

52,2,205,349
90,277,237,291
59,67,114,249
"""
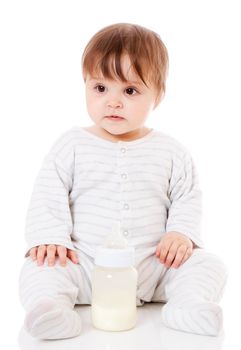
18,303,225,350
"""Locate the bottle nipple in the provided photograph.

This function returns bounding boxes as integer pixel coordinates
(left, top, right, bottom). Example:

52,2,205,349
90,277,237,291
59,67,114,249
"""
104,221,128,249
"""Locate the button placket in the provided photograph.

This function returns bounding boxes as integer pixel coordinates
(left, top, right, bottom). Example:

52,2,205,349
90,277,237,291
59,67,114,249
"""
117,143,131,236
118,143,128,183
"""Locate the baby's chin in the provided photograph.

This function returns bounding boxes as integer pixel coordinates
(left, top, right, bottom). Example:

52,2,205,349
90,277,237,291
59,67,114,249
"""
103,126,148,143
103,127,135,137
101,124,131,136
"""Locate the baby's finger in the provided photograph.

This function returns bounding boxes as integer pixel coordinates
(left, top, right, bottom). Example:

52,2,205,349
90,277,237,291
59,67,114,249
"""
67,249,79,264
159,240,172,263
164,242,179,267
155,241,162,257
37,245,47,265
57,245,67,266
180,247,193,266
47,244,57,266
30,247,37,261
171,244,188,269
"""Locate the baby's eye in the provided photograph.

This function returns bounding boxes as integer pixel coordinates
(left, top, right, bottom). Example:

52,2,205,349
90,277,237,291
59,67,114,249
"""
125,87,138,95
95,85,106,93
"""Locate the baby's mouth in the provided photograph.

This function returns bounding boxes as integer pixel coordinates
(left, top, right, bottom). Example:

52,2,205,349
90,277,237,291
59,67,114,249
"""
105,115,125,121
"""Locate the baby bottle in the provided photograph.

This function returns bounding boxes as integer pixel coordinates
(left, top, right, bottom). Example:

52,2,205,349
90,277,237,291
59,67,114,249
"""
91,221,138,331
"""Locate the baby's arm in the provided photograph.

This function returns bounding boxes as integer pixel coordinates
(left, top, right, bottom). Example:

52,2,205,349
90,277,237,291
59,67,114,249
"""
30,245,79,266
156,147,202,268
24,131,76,256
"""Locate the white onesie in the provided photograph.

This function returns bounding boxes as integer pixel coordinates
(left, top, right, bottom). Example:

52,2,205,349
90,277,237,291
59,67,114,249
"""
19,127,227,338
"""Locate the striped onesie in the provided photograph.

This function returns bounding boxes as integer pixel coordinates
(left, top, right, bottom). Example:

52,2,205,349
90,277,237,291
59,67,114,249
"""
19,127,227,339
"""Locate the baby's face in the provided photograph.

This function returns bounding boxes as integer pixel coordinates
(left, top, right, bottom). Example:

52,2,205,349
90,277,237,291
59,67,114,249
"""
84,56,158,141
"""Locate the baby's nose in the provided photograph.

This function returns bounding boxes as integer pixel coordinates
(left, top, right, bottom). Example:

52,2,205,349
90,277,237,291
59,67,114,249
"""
107,99,123,109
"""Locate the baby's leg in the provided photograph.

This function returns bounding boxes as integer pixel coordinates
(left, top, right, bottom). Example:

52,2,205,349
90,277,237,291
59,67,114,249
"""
19,256,88,340
152,249,227,336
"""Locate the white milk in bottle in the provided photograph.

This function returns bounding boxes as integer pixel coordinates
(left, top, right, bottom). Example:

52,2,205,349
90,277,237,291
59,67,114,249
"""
91,221,138,331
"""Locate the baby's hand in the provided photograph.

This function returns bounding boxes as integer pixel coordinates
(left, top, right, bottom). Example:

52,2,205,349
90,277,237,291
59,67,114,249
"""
155,231,193,269
29,245,79,267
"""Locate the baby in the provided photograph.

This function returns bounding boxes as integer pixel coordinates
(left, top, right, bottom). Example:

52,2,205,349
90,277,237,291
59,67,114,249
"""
19,23,227,339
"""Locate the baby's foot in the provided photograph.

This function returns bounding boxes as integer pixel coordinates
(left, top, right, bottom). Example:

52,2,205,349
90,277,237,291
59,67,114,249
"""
161,301,223,336
24,297,82,340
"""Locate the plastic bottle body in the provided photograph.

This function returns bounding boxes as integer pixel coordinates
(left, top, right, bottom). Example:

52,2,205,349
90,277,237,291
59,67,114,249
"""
91,265,138,331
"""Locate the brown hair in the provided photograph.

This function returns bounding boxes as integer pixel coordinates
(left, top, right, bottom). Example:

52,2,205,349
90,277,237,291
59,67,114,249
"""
82,23,169,98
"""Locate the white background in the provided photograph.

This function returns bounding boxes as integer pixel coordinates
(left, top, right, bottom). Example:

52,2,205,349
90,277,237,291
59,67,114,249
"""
0,0,240,348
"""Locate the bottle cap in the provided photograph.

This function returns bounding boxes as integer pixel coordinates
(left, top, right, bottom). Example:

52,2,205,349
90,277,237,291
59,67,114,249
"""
95,246,135,268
